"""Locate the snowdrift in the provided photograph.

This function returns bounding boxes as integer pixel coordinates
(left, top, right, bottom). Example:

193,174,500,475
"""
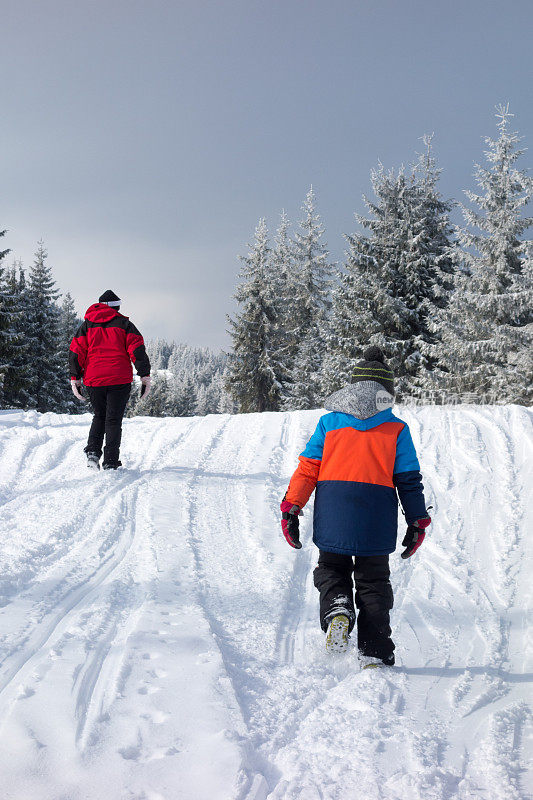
0,405,531,800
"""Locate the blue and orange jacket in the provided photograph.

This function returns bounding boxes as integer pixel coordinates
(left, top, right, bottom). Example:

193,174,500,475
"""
286,407,427,556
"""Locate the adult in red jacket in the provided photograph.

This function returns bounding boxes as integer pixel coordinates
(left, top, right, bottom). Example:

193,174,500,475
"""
69,290,151,470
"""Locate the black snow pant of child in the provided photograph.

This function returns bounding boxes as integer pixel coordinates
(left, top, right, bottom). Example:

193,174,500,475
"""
313,551,394,661
85,384,131,466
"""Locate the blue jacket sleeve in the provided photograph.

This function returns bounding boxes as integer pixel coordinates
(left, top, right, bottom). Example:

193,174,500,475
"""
393,424,427,524
300,416,326,461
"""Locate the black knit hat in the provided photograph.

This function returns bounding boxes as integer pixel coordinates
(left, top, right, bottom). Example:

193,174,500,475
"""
352,346,395,396
98,289,121,307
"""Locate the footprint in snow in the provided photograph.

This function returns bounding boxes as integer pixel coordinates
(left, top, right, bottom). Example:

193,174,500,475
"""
138,683,160,695
140,710,169,724
118,744,142,761
147,668,167,679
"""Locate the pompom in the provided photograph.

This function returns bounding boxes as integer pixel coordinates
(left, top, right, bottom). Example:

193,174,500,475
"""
363,346,385,363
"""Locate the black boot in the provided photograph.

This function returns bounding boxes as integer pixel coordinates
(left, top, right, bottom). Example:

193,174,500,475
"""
86,451,100,470
103,460,122,471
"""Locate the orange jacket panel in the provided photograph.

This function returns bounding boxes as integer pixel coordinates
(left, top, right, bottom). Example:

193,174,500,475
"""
318,422,403,487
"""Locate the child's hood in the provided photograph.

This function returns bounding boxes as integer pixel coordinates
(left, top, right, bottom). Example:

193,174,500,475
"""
324,380,394,421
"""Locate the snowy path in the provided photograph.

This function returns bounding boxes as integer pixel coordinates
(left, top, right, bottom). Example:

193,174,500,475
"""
0,406,531,800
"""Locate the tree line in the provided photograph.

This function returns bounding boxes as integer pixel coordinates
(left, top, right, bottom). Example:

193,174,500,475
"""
130,340,234,417
1,105,531,417
227,106,532,410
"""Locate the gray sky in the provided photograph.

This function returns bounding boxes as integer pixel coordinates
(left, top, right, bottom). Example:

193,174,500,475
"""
2,0,531,349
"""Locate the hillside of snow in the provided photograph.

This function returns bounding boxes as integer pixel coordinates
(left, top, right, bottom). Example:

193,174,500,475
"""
0,405,531,800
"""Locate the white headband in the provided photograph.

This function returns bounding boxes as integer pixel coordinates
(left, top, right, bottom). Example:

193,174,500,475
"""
103,300,121,307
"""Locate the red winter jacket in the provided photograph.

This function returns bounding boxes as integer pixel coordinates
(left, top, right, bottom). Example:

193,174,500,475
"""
69,304,151,386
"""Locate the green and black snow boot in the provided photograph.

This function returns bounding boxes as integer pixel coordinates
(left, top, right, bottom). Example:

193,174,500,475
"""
325,614,350,654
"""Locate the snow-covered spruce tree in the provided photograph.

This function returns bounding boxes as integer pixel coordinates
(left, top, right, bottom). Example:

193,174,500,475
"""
205,373,222,414
59,292,82,413
322,228,410,396
407,135,456,399
513,243,533,403
59,292,80,351
430,105,533,404
0,228,8,263
2,262,32,408
176,376,197,416
148,338,172,371
283,188,333,409
194,383,208,416
0,228,15,406
269,211,295,403
321,252,371,396
217,367,236,413
25,242,65,413
227,218,282,412
138,373,176,417
324,157,454,400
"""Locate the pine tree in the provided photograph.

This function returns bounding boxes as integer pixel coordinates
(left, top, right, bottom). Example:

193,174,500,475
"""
177,376,197,416
402,135,456,395
270,211,295,402
2,262,32,408
414,135,456,307
195,383,208,416
59,292,82,413
321,248,372,396
227,219,282,412
0,228,8,264
217,367,235,413
147,338,169,371
25,241,65,413
283,188,333,409
324,156,454,400
324,229,408,393
138,372,175,417
430,105,533,404
0,229,15,406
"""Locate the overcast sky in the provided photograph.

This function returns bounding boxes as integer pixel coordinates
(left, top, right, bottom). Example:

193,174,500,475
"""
2,0,531,349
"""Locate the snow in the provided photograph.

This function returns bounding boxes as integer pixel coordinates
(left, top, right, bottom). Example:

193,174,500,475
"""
0,405,531,800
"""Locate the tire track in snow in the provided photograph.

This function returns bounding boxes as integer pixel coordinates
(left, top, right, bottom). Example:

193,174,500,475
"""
72,482,153,750
272,412,317,666
159,413,280,799
0,418,178,721
0,481,144,726
55,419,206,752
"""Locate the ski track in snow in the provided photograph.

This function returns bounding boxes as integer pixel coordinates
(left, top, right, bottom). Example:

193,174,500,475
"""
0,406,531,800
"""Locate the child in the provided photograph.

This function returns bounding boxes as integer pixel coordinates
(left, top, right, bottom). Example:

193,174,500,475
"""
280,347,431,665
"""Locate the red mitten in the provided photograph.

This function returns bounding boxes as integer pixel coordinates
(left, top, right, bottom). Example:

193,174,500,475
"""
401,516,431,559
280,499,303,550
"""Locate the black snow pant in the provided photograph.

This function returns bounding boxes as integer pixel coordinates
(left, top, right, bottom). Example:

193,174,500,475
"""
313,551,394,661
85,384,131,465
